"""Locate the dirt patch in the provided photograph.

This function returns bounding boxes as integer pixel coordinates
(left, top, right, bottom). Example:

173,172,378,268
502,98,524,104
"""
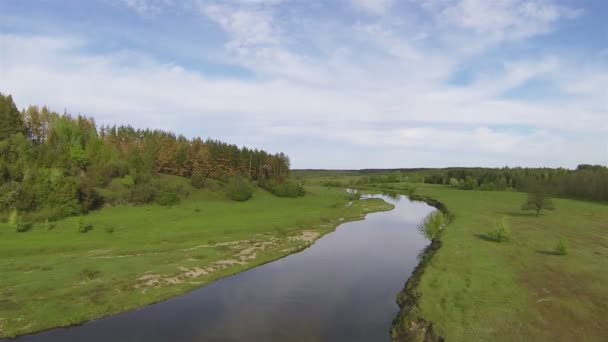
288,230,320,243
137,274,162,287
135,232,321,291
87,249,112,255
182,240,249,252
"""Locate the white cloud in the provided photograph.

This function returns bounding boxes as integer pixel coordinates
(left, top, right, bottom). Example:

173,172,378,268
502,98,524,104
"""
1,0,606,168
420,0,582,41
202,4,280,47
119,0,175,15
350,0,394,15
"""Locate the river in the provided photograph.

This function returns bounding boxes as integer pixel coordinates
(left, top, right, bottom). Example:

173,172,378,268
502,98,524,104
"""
15,193,435,341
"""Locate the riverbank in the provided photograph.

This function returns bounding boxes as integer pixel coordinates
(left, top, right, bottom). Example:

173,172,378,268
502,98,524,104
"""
383,183,608,341
355,187,448,341
0,186,393,338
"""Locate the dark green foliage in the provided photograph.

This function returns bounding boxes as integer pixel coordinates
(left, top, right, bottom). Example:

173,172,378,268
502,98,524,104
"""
259,179,305,198
419,166,608,202
522,190,555,216
155,191,180,206
77,180,103,212
0,94,25,140
322,180,344,187
129,184,156,204
0,93,292,222
190,172,206,189
347,191,361,201
225,178,253,201
462,176,478,190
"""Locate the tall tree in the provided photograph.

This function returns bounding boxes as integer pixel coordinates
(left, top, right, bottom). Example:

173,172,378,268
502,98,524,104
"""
0,93,25,139
521,190,555,217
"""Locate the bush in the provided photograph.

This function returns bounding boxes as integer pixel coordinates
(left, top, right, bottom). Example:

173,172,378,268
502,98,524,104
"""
155,191,180,206
9,209,28,232
555,239,568,255
417,211,446,240
78,217,92,233
225,177,253,201
322,180,344,187
488,218,511,242
191,172,206,189
77,181,103,213
129,184,156,204
259,179,305,198
120,175,135,188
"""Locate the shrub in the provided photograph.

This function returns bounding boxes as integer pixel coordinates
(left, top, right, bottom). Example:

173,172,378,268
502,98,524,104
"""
129,184,156,204
488,218,511,243
322,180,344,187
225,177,253,201
555,239,568,255
120,175,135,188
417,211,446,240
9,209,27,232
78,217,92,233
347,191,361,201
155,191,180,206
191,172,206,189
259,179,305,198
77,180,103,213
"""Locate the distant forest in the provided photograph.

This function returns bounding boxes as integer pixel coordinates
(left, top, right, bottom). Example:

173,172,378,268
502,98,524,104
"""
300,165,608,203
0,93,291,220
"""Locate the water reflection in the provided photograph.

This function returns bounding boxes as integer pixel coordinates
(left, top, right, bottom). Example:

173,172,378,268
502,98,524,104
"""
15,194,435,342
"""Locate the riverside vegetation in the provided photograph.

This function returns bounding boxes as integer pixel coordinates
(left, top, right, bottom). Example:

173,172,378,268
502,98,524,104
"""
0,94,395,337
0,178,392,337
2,93,607,340
297,170,607,341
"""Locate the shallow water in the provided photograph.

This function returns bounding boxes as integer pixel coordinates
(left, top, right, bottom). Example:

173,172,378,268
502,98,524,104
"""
16,194,434,342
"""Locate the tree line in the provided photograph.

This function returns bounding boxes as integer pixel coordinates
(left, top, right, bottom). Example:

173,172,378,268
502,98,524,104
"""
420,166,608,202
0,93,292,220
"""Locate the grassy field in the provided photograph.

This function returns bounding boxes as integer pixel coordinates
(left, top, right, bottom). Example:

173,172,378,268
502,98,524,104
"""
0,182,392,338
383,183,608,341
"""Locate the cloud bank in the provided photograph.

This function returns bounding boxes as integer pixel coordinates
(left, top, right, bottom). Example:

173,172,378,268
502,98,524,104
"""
0,0,606,168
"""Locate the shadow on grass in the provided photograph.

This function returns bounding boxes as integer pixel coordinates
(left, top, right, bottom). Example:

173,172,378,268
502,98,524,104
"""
474,233,497,242
498,211,538,218
16,223,33,233
536,250,561,256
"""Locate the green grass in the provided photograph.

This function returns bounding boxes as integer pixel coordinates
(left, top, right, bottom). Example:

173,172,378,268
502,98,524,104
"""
390,183,608,341
0,185,393,338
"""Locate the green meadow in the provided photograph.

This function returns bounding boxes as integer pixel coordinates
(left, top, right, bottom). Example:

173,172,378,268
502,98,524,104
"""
378,183,608,341
0,182,392,338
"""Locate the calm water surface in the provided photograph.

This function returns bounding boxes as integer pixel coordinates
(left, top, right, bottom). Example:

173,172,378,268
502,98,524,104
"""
16,194,434,342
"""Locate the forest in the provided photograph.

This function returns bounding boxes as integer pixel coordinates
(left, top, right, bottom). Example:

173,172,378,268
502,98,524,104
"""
310,165,608,203
0,93,293,222
417,166,608,202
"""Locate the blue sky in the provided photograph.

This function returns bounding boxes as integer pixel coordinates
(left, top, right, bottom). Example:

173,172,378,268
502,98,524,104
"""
1,0,606,169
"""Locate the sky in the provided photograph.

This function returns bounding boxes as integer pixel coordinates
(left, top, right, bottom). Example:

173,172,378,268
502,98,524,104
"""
0,0,607,169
